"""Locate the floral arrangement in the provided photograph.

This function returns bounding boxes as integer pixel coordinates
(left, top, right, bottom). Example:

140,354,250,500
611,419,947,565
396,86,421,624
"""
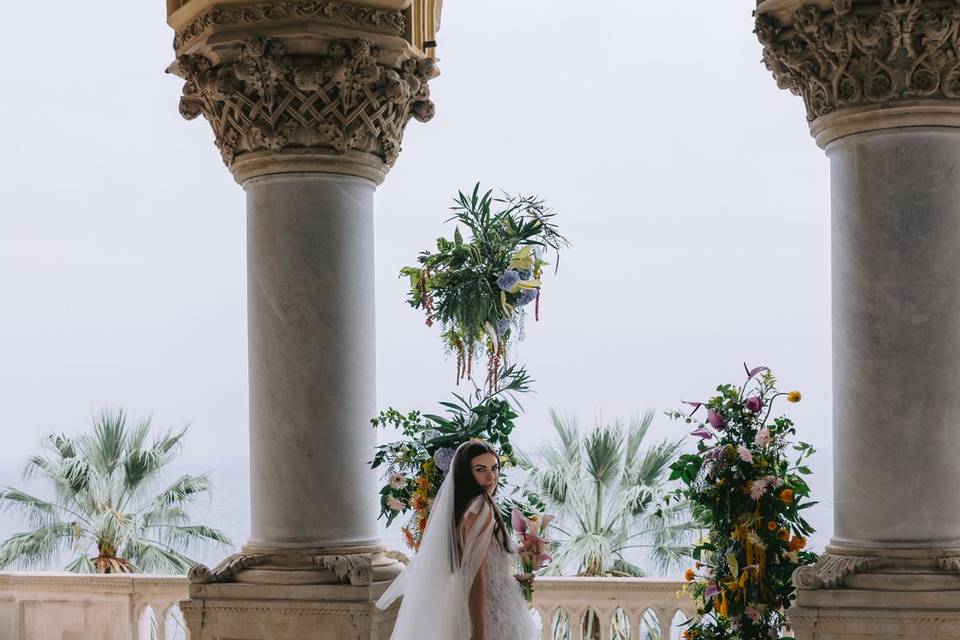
400,184,567,392
371,184,564,551
661,364,818,640
511,508,553,602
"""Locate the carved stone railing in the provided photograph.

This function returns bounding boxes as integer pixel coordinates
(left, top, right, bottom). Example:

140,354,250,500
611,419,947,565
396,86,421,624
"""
531,577,694,640
0,572,189,640
0,571,690,640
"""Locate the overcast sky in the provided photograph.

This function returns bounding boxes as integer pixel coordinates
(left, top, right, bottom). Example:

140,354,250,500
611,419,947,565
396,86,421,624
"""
0,1,834,551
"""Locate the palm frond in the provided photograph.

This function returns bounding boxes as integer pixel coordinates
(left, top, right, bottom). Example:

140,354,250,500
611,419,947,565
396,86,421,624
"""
0,522,78,570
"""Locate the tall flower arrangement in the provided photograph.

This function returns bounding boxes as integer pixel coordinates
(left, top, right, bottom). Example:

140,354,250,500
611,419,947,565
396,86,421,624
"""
661,365,818,640
371,184,566,550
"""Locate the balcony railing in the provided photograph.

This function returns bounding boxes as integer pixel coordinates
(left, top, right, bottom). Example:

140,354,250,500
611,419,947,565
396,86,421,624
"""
0,572,691,640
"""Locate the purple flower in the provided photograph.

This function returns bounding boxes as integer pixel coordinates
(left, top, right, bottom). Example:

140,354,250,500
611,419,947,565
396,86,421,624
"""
516,288,538,306
511,508,528,534
704,583,721,599
707,409,727,430
746,396,762,413
744,362,770,380
433,447,455,475
517,269,532,280
690,429,714,440
496,318,511,336
496,270,520,291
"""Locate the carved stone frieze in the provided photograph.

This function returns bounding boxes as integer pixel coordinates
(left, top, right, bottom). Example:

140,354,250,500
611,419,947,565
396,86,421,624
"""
756,0,960,144
170,35,437,183
172,1,406,53
189,553,271,584
313,553,375,585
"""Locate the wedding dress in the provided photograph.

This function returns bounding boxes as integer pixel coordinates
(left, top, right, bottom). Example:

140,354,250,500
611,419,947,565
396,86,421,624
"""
375,445,540,640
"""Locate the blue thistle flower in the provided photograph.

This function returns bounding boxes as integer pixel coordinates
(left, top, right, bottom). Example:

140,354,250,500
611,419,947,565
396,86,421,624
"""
517,269,532,280
434,447,456,475
497,318,511,336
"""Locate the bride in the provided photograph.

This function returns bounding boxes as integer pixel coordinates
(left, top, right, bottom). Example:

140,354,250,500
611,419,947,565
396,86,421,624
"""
376,440,539,640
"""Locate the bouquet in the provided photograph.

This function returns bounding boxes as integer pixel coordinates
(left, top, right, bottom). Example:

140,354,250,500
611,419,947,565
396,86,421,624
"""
511,508,553,602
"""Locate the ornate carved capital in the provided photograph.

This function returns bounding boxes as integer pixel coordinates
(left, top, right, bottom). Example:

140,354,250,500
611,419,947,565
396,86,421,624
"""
755,0,960,146
170,34,436,183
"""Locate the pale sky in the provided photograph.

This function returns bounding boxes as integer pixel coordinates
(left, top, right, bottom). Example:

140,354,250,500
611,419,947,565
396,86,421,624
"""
0,1,834,554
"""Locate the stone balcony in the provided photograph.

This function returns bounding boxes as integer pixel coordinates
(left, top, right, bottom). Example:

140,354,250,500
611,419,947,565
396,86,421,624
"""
0,571,691,640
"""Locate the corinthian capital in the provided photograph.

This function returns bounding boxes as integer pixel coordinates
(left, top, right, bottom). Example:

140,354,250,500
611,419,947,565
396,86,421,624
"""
166,1,438,183
755,0,960,146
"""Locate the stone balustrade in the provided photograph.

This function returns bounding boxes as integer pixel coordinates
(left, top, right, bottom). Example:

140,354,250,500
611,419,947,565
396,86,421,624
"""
0,572,690,640
0,572,189,640
531,577,693,640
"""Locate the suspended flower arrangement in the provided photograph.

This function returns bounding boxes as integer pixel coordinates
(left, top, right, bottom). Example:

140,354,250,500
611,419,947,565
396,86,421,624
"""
400,184,567,393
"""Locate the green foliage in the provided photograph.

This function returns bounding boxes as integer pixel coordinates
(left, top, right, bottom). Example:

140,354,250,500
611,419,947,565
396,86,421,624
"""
663,367,818,640
0,408,232,574
516,410,697,577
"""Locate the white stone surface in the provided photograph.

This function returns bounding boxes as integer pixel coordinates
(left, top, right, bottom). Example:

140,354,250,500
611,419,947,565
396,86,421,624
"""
244,173,381,549
829,128,960,549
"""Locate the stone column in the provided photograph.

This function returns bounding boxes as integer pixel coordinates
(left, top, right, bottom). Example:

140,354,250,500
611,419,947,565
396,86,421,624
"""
163,2,440,638
756,1,960,637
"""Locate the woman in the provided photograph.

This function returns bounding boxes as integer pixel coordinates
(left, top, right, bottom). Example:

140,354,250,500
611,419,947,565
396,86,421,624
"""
375,440,539,640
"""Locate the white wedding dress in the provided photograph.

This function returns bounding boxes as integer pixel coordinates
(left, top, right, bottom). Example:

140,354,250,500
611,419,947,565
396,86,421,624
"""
462,495,540,640
375,444,540,640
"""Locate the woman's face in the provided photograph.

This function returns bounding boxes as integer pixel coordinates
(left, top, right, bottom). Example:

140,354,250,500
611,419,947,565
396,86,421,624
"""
470,452,500,495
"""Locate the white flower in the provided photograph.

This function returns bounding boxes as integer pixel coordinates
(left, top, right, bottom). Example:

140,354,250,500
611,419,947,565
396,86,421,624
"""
389,472,407,490
387,496,405,512
784,550,800,563
749,479,769,500
744,603,767,624
746,530,766,549
763,474,782,487
755,427,772,447
737,445,754,464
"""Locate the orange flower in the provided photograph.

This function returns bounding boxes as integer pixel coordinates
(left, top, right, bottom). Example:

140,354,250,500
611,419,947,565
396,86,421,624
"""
695,561,702,569
789,536,807,551
417,514,428,533
416,475,431,492
787,390,802,403
412,492,430,512
778,528,790,541
684,568,696,581
767,521,778,531
401,527,416,550
779,488,794,503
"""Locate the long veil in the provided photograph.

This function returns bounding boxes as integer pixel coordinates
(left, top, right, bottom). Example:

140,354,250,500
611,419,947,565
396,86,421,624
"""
375,445,474,640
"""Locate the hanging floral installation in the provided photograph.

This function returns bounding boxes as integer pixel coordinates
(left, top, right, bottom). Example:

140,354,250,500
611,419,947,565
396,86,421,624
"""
399,184,567,393
371,184,567,551
660,364,819,640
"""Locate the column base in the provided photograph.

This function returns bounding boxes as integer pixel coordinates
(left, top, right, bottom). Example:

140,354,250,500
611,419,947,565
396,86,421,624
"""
788,546,960,639
181,546,407,640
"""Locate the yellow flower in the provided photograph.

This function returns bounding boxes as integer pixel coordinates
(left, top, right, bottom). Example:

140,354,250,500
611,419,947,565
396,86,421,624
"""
787,390,802,403
508,246,534,271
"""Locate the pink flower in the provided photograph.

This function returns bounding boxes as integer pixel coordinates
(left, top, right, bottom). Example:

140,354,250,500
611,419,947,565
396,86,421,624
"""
387,496,405,511
749,479,768,500
746,396,762,413
737,445,754,464
754,427,771,447
707,409,727,430
511,508,528,534
389,473,407,490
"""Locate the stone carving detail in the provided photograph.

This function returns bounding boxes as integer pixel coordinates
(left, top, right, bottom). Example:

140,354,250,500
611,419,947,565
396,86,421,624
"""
937,556,960,574
174,1,406,52
792,552,883,590
756,0,960,122
188,553,270,584
172,36,437,171
313,553,375,585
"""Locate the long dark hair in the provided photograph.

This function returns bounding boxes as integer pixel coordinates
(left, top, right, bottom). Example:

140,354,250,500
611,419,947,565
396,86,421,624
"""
452,440,511,554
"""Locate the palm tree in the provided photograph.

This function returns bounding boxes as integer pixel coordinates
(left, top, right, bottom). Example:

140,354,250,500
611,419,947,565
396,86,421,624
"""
517,410,696,578
0,408,232,573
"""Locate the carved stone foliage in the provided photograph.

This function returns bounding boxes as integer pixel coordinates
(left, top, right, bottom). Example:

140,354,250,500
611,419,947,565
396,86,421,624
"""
173,2,406,52
756,0,960,122
189,553,270,584
792,552,883,590
313,553,374,585
172,36,437,176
